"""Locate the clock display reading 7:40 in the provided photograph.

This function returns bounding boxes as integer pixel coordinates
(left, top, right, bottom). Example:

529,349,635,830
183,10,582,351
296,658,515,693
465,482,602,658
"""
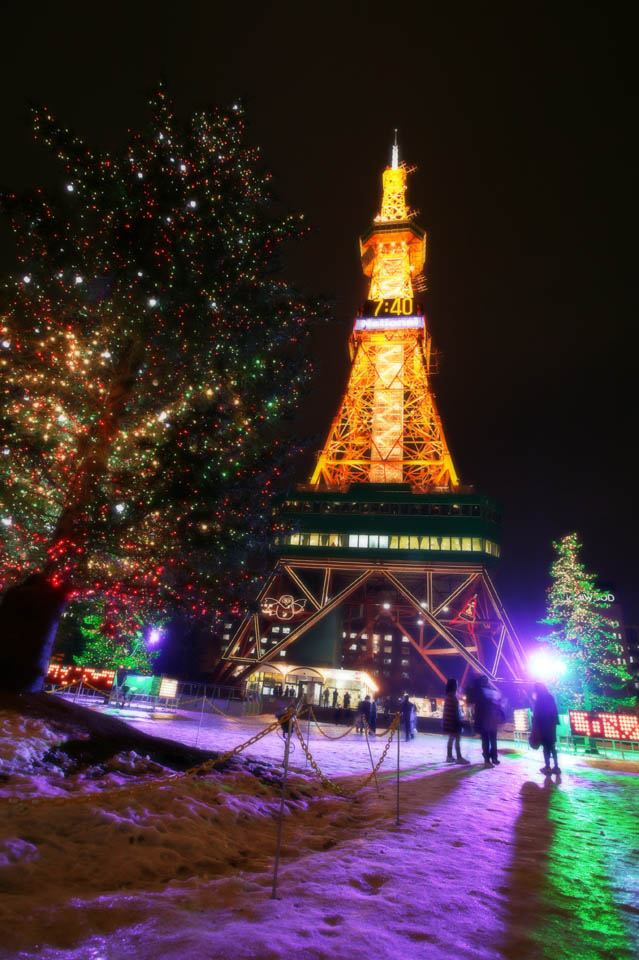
364,297,416,317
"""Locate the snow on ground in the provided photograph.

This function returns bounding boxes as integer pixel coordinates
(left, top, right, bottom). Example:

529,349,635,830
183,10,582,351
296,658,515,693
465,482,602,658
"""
1,701,638,960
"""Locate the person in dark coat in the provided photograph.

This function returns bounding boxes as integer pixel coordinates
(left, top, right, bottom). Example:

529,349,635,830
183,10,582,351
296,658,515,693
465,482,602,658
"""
343,691,351,710
401,695,415,741
332,688,339,709
357,695,372,732
369,697,378,734
532,682,561,774
470,676,503,766
322,687,329,708
442,678,469,763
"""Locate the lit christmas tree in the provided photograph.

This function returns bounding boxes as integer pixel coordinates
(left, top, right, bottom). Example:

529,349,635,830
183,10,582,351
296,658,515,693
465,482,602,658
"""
72,601,159,674
0,83,323,691
540,533,632,711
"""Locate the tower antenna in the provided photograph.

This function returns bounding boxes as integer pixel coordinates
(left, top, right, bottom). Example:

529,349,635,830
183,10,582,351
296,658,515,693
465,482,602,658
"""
391,128,399,170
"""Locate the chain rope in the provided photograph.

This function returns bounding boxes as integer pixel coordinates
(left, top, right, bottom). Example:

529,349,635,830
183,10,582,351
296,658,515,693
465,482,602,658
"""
293,712,399,796
1,710,294,810
308,706,359,740
4,706,400,809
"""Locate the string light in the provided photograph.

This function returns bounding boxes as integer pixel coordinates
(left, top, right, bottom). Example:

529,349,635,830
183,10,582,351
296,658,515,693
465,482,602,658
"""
539,533,632,711
0,82,323,651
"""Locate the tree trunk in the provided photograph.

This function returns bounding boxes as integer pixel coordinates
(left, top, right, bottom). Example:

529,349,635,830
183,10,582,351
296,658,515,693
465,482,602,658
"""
0,573,70,692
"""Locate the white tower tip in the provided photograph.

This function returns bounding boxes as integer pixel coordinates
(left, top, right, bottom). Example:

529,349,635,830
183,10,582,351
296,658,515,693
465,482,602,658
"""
391,129,399,170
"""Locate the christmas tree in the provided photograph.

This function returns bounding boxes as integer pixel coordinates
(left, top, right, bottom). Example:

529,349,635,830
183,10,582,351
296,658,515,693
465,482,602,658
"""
72,601,159,674
0,84,323,691
539,533,632,711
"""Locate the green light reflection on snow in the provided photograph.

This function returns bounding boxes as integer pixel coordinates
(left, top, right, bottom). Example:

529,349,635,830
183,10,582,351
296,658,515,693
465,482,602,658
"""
539,769,639,960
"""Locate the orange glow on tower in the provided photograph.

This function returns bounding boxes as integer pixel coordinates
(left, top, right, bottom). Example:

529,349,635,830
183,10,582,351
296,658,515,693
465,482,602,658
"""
311,140,458,491
213,139,525,695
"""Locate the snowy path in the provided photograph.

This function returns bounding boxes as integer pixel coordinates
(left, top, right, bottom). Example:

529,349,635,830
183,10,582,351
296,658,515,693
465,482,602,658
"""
2,709,638,960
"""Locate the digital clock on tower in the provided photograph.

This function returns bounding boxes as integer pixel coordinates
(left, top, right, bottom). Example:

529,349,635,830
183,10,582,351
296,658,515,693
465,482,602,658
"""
363,297,418,318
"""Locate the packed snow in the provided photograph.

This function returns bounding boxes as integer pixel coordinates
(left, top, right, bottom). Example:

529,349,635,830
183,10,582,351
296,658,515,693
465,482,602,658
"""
1,700,638,960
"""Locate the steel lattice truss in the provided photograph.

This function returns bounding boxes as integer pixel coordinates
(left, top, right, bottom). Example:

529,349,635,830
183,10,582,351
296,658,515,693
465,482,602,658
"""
375,166,410,223
214,556,526,689
311,327,458,490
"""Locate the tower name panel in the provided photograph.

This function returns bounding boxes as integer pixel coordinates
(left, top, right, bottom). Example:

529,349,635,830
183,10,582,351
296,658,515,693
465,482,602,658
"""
355,315,424,331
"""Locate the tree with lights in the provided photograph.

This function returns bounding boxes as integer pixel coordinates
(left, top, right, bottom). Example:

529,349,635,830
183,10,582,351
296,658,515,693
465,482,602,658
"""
0,84,323,691
72,601,159,674
540,533,632,711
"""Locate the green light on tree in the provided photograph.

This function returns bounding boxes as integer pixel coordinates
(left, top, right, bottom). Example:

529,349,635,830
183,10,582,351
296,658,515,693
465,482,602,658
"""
72,600,159,674
539,533,632,711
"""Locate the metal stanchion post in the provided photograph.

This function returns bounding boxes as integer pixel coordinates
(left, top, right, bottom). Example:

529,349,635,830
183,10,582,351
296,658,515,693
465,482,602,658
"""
396,714,401,825
271,712,294,900
195,694,206,748
364,724,381,797
74,682,83,704
306,708,311,767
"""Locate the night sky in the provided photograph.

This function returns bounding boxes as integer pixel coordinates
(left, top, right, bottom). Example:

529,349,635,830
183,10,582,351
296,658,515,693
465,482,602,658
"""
0,2,636,642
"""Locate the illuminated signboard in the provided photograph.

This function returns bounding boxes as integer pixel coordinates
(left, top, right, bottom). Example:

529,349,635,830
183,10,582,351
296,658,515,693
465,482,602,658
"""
46,663,116,692
569,710,639,742
513,708,530,733
355,316,424,331
158,677,178,698
363,297,421,318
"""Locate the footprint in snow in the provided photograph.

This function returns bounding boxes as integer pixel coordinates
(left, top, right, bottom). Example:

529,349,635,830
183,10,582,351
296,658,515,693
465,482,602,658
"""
349,873,388,893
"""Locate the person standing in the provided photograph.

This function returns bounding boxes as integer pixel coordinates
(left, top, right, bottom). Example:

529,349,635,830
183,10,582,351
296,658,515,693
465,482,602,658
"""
442,678,469,763
357,694,372,733
343,691,351,710
332,688,339,709
470,676,503,766
369,697,378,734
532,682,561,775
322,687,329,708
401,694,414,741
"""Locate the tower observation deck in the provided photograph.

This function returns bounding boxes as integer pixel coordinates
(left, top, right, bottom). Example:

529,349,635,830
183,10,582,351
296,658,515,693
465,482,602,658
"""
214,140,525,698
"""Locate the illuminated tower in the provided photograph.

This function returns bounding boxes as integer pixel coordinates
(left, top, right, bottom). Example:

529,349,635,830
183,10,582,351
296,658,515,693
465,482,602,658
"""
213,141,526,700
312,134,457,490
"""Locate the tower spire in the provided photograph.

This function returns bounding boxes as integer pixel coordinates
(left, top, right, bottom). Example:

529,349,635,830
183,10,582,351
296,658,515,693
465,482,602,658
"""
391,128,399,170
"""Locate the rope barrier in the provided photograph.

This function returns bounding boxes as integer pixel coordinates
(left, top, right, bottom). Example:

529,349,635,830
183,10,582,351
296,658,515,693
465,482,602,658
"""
308,706,359,740
204,698,254,721
3,703,401,809
293,712,400,796
47,679,86,693
1,710,295,810
49,683,250,716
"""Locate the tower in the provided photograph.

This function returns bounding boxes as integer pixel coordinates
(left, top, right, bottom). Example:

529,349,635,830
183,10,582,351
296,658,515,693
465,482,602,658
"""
213,141,526,701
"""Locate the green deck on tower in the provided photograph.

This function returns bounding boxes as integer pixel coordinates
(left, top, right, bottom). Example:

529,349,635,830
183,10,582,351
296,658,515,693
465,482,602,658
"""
275,485,502,563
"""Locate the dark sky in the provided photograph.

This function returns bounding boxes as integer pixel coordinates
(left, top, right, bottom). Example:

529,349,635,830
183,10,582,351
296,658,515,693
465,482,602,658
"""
0,1,636,640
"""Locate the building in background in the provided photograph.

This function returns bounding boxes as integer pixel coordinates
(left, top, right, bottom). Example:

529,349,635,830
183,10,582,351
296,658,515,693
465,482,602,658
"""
623,625,639,697
596,583,637,701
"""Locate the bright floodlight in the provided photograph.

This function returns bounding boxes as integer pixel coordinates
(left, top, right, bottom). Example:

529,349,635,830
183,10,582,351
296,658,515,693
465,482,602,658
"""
148,628,162,645
529,649,566,682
